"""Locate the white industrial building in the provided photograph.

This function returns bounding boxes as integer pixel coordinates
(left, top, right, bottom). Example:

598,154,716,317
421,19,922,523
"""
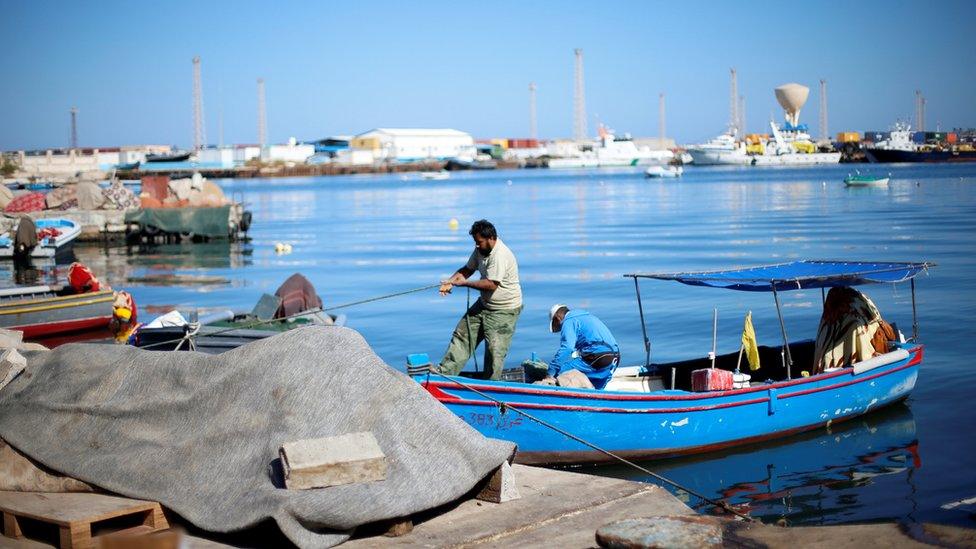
260,137,315,163
352,128,475,162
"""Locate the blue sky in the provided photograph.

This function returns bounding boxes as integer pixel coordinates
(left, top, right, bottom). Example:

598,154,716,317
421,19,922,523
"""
2,1,974,150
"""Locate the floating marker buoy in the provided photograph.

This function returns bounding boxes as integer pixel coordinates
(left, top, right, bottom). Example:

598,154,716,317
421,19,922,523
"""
506,180,513,185
448,218,459,230
274,242,293,254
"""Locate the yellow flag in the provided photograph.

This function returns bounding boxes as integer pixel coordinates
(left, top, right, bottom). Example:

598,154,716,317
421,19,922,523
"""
742,311,760,371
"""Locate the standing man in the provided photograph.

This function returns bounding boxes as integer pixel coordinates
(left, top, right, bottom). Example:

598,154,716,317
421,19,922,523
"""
546,304,620,389
438,219,522,380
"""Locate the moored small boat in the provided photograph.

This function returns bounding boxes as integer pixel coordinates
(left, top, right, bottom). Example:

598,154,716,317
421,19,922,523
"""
145,151,192,163
419,260,932,465
644,165,683,178
420,170,450,180
0,218,81,259
844,174,890,187
130,273,344,353
0,285,115,339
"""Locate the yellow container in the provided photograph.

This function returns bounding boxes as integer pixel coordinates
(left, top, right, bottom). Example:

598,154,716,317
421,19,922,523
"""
836,132,860,143
794,141,816,154
350,137,381,150
490,138,509,149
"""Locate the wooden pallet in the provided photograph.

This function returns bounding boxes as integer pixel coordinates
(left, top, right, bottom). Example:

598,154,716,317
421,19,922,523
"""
0,491,168,549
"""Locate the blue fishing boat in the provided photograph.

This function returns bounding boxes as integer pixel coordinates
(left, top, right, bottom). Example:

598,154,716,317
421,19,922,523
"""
420,261,932,465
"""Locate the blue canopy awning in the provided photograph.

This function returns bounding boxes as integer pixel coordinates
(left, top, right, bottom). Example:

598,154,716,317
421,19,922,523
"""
625,260,934,292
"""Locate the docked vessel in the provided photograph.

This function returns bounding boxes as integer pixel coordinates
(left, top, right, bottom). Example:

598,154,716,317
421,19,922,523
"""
549,127,673,168
686,132,747,165
844,173,890,187
644,165,683,178
0,218,81,259
687,83,841,166
865,123,976,163
419,260,931,465
144,151,192,163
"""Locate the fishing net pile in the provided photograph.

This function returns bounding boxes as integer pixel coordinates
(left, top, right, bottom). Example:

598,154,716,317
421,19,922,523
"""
0,326,515,547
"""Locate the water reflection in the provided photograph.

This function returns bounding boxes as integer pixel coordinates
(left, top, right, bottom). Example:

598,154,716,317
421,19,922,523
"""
578,403,919,526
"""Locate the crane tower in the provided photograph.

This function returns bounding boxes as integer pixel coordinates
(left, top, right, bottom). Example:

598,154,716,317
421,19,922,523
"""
192,56,206,151
659,92,666,142
70,106,78,150
257,78,267,148
529,82,537,140
573,49,587,142
729,68,739,136
819,79,828,141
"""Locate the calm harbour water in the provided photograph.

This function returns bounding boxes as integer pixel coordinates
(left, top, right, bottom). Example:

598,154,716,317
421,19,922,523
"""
10,163,976,527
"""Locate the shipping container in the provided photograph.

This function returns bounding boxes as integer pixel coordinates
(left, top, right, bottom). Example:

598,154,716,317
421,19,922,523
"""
836,131,861,143
947,132,958,144
912,131,926,144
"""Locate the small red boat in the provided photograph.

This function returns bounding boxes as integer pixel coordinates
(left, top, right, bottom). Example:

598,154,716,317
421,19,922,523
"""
0,285,115,338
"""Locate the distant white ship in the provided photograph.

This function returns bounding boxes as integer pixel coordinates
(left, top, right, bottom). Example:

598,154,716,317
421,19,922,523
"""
688,123,840,166
686,132,746,165
687,82,841,166
549,126,674,168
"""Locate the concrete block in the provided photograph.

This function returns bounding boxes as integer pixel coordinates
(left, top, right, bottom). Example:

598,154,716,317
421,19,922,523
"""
1,348,27,391
0,328,24,349
279,431,387,490
476,461,520,503
557,369,594,389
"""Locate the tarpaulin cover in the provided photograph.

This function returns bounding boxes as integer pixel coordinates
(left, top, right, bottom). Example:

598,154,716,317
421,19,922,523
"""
275,273,323,319
125,205,230,237
627,260,933,292
0,327,515,548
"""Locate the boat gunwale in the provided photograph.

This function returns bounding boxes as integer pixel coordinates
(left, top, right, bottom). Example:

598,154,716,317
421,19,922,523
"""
422,344,925,404
0,290,115,314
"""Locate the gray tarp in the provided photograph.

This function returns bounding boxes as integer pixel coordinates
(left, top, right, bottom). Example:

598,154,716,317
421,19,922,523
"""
125,205,230,237
0,326,515,547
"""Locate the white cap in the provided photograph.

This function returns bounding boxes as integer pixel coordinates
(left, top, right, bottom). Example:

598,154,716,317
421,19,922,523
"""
549,303,568,333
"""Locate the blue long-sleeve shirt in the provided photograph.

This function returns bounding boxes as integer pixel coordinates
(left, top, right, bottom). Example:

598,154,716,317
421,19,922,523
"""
549,310,619,381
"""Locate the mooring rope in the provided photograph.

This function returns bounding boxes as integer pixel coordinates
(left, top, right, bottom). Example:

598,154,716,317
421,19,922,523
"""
427,370,755,522
138,283,442,350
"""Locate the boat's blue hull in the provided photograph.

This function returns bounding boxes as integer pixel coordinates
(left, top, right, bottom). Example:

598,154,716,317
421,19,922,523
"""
422,344,922,465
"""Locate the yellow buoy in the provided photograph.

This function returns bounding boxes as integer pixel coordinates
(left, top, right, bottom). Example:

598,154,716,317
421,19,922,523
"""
448,218,459,230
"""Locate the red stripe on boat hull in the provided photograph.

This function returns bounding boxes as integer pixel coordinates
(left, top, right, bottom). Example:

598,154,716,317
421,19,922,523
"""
10,316,112,339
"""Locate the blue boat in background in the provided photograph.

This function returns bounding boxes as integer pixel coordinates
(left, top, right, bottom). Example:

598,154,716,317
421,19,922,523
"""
421,261,933,465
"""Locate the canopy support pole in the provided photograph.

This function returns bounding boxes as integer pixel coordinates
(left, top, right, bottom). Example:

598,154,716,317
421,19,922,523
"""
771,286,793,380
911,278,919,341
710,308,718,369
632,276,651,370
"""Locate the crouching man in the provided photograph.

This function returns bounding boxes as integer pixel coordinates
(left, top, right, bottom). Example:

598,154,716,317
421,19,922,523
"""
545,304,620,389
